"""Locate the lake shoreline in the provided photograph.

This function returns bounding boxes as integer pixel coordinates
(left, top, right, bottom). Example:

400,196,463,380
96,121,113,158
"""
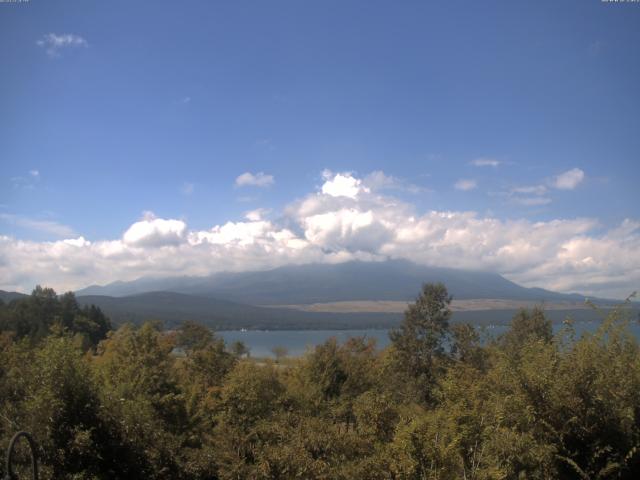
218,320,640,358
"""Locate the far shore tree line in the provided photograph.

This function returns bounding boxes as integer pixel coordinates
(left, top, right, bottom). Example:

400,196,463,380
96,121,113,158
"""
1,284,639,479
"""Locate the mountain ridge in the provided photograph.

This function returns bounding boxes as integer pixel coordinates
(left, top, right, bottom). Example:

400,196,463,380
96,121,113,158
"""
5,260,621,331
75,259,590,304
75,291,403,330
0,290,28,303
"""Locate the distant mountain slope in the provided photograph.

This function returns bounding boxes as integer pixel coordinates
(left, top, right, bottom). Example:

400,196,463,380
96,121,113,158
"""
77,276,203,298
75,291,618,331
0,290,28,303
77,260,588,304
76,291,402,330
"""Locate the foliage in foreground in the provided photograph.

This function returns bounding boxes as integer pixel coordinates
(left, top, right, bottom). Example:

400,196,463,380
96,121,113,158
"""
1,285,639,479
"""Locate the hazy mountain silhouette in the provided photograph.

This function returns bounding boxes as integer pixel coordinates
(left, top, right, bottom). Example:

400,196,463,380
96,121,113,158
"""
75,291,401,330
4,260,608,330
76,259,587,304
0,290,28,303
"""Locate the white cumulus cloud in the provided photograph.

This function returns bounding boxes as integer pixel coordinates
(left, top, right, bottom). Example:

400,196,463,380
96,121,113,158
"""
37,33,88,57
321,170,369,198
506,168,585,206
122,213,187,247
0,171,638,299
235,172,275,187
553,168,585,190
244,208,270,221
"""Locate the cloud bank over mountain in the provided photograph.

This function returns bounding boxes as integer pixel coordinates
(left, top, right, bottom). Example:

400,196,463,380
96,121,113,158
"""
1,171,638,298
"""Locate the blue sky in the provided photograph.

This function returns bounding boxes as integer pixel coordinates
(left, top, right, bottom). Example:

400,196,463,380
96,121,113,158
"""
1,1,639,296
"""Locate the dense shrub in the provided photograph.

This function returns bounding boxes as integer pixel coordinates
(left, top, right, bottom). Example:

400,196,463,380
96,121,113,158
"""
1,285,639,479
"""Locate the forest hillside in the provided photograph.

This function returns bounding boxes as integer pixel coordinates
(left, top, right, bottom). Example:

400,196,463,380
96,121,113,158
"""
1,285,639,479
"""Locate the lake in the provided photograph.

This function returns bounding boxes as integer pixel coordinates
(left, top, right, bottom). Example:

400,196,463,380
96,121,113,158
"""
220,320,640,358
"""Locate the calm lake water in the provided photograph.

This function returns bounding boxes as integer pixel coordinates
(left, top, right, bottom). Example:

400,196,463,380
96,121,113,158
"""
220,320,640,358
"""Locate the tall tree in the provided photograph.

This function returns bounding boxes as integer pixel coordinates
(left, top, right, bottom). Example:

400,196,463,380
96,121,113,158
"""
502,306,552,352
389,282,452,404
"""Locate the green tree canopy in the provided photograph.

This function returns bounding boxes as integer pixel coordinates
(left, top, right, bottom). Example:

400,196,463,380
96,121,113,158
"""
0,287,111,347
389,282,452,403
